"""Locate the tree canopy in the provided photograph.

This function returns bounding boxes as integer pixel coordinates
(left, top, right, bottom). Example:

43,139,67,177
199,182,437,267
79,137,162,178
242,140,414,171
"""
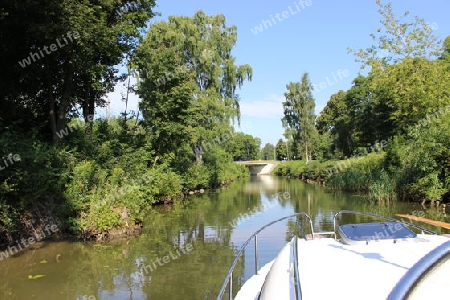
0,0,157,141
282,72,317,163
133,10,253,163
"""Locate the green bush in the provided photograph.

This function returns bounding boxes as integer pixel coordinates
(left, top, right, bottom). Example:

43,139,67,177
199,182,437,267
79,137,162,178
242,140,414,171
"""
204,147,248,187
182,163,210,190
0,117,252,240
384,111,450,202
273,160,306,177
0,130,71,241
327,153,386,192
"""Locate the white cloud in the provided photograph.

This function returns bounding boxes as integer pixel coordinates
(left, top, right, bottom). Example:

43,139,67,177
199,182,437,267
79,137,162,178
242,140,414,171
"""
240,93,285,119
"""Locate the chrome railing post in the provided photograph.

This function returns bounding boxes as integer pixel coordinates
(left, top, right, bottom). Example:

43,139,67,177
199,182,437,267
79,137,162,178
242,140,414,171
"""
229,272,233,300
292,237,302,300
254,234,259,274
333,217,336,236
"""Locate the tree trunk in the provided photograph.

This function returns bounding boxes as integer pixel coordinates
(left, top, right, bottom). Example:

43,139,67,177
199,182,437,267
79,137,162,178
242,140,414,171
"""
46,65,59,142
191,139,203,164
49,88,58,142
82,79,95,133
305,143,309,164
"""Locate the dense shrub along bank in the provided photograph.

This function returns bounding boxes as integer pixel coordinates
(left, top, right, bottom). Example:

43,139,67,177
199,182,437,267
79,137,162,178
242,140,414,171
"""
274,153,395,203
0,118,249,245
275,107,450,205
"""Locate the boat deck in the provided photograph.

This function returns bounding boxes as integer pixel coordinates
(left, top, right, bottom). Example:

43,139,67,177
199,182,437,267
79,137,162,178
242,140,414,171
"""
235,234,449,300
297,235,449,299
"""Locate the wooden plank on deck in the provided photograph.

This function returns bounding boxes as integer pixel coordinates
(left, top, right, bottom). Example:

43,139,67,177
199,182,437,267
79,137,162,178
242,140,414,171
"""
396,214,450,230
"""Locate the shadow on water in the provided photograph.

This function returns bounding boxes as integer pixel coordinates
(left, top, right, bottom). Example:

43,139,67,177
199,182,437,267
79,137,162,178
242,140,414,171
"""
0,176,448,299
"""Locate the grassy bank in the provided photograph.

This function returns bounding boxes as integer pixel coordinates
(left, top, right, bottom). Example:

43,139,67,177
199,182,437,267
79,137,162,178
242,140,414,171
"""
274,153,395,203
0,118,249,245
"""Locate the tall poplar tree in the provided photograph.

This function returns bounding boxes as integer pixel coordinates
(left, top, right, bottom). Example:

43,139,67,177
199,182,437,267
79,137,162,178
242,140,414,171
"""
282,73,316,164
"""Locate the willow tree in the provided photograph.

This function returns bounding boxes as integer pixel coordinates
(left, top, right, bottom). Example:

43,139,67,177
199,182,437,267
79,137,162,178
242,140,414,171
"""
282,73,316,164
133,10,252,163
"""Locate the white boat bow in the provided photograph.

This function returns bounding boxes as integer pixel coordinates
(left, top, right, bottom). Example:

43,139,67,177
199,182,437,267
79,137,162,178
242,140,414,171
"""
216,210,450,300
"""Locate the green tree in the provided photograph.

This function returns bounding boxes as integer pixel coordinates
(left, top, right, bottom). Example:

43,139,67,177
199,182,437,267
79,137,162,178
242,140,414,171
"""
348,0,442,67
385,108,450,202
0,0,157,141
224,132,260,161
440,36,450,61
316,90,353,156
282,73,316,164
261,143,276,160
133,10,252,163
275,139,288,161
368,57,450,135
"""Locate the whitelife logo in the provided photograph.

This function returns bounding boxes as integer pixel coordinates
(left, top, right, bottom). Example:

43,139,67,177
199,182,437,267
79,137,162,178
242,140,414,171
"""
0,224,58,261
251,0,313,35
18,31,80,68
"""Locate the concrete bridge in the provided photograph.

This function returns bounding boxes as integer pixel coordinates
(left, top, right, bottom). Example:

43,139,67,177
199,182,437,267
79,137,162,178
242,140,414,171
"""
236,160,280,175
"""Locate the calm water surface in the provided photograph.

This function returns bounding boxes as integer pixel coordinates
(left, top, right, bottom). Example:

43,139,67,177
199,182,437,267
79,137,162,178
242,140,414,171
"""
1,176,448,299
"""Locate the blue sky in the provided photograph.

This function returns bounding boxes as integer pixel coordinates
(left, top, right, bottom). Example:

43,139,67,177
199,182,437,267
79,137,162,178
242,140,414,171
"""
104,0,450,146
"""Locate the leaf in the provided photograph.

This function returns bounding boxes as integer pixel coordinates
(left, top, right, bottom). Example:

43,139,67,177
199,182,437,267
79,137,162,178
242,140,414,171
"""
40,260,48,264
28,275,46,279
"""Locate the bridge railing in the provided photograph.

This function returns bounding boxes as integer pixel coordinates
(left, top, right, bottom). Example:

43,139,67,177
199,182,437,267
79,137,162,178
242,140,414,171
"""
234,160,280,164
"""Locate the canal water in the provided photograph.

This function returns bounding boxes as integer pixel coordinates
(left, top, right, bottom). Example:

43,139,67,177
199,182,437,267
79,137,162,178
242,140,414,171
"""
0,176,448,300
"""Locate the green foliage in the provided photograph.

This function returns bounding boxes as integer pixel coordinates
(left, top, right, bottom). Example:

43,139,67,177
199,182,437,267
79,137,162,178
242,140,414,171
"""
369,58,450,135
204,147,249,187
223,132,260,161
385,109,450,202
348,0,442,66
282,72,317,163
0,5,254,243
367,169,395,203
275,139,288,161
273,160,306,177
182,163,211,190
260,143,276,160
133,10,253,163
302,161,329,180
0,0,157,141
275,152,397,202
0,128,72,241
326,153,395,203
313,0,450,202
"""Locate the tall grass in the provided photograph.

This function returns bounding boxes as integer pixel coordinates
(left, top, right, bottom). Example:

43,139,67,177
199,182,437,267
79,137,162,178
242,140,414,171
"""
275,153,397,203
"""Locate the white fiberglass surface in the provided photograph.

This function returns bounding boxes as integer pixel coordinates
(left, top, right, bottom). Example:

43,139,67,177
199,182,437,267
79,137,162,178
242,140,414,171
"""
297,235,449,300
407,256,450,300
235,235,449,300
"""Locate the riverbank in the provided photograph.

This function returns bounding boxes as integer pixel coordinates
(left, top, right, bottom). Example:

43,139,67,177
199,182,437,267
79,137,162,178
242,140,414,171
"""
0,120,251,247
273,151,449,205
0,176,247,251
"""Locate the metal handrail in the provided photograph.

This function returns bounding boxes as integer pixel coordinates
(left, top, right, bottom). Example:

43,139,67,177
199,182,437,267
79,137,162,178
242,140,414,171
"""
333,210,439,236
387,240,450,300
216,212,314,300
291,236,302,300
